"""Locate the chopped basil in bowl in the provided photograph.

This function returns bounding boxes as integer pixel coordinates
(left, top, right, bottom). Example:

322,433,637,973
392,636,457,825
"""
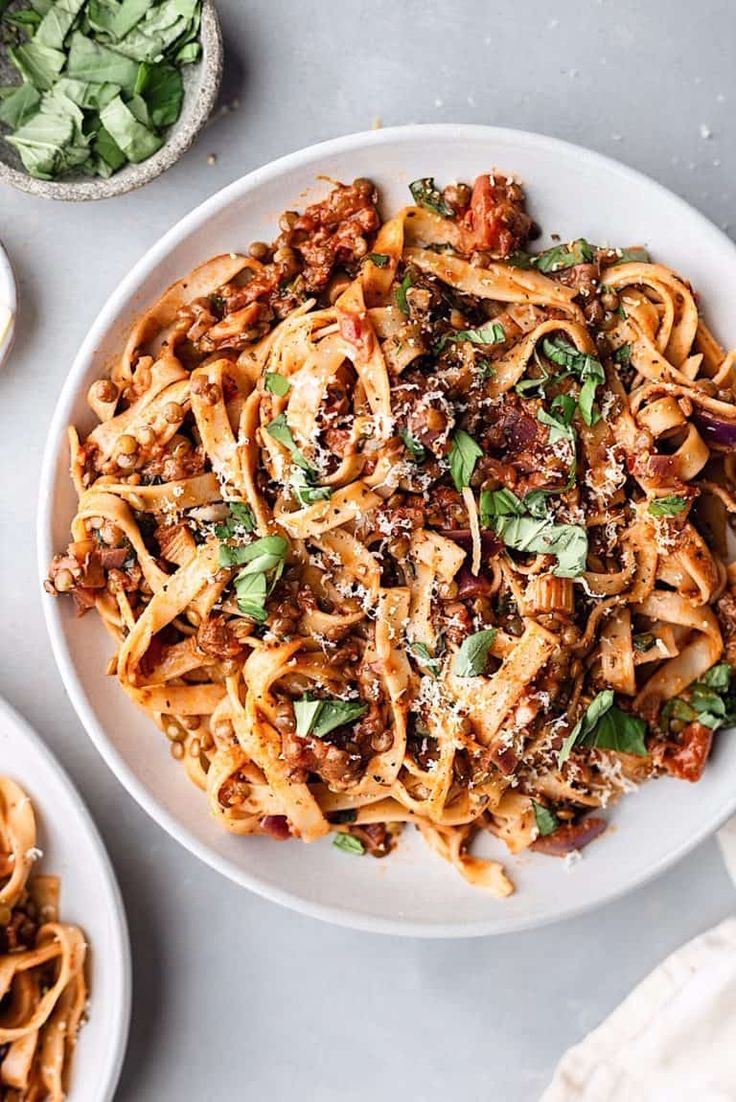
0,0,222,199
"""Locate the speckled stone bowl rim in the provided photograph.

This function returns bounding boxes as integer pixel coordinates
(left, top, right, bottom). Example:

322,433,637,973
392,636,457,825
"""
0,0,222,202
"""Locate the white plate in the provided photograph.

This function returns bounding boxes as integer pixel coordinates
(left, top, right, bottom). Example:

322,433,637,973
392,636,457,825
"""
38,124,736,937
0,240,16,369
0,698,131,1098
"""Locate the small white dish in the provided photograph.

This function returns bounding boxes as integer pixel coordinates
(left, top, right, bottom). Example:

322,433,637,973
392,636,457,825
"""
0,240,16,369
0,698,131,1099
38,125,736,937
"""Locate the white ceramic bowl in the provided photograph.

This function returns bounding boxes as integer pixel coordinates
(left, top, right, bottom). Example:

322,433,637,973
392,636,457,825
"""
0,698,130,1099
38,125,736,937
0,239,16,369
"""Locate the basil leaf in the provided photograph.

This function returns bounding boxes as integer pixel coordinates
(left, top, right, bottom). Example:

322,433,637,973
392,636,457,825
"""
613,343,632,366
453,628,497,678
399,428,426,462
229,502,256,531
394,271,415,315
5,109,74,178
506,251,534,269
292,472,331,506
99,94,162,162
537,407,575,445
632,632,655,653
522,490,553,519
87,0,150,41
542,337,599,376
293,697,323,738
579,705,648,756
648,495,687,517
479,488,525,525
219,534,288,570
532,238,594,273
366,252,390,268
702,663,733,691
532,800,559,837
0,83,40,128
264,372,291,396
410,641,442,678
333,833,365,855
66,31,140,90
294,696,368,739
135,60,183,127
557,690,615,766
489,511,588,579
174,39,200,63
93,124,126,169
4,10,43,30
515,366,550,398
409,177,455,218
233,570,268,622
435,322,505,353
448,429,483,492
266,413,316,475
34,0,86,50
9,41,65,90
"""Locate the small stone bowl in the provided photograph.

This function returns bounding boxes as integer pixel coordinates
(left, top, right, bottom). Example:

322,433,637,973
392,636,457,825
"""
0,0,223,201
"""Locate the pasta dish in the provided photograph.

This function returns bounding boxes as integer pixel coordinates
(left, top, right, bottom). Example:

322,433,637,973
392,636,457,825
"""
46,170,736,895
0,778,86,1100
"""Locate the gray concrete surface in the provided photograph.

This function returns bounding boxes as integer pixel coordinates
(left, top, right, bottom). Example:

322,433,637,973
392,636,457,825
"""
1,2,734,1099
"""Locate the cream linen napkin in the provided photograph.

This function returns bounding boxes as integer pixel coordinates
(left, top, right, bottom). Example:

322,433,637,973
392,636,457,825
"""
541,822,736,1102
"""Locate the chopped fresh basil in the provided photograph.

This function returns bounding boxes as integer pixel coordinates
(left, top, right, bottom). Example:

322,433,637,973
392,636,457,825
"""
557,690,614,766
540,337,605,426
0,83,40,128
632,632,655,653
214,501,256,540
490,513,587,578
394,271,415,315
448,429,483,492
399,428,427,462
532,238,594,274
293,696,368,739
515,364,550,398
409,176,455,218
613,343,632,366
702,663,733,691
453,628,497,678
532,800,559,837
479,487,525,524
219,534,289,571
291,471,332,506
580,705,648,755
476,357,496,380
537,401,575,445
663,665,736,733
435,321,505,353
648,495,687,517
266,413,316,475
506,251,534,269
558,691,648,765
0,2,201,180
410,641,443,678
366,252,390,268
233,570,268,623
264,372,291,396
333,833,365,855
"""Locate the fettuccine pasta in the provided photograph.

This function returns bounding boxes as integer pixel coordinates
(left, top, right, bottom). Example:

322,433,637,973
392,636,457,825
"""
0,779,87,1100
47,171,736,895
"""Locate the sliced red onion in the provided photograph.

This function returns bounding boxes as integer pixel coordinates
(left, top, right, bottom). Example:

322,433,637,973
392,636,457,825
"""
694,410,736,449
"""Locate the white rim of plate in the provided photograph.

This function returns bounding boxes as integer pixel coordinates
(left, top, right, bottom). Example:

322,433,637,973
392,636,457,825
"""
0,696,131,1097
0,240,17,368
36,124,736,937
